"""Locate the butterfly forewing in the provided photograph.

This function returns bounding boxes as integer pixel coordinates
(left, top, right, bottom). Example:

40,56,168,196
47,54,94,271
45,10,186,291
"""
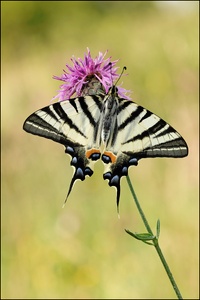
116,99,188,158
23,95,102,147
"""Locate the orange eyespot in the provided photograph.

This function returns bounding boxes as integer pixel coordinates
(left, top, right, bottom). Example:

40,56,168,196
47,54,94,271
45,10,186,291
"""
103,151,117,163
86,148,101,159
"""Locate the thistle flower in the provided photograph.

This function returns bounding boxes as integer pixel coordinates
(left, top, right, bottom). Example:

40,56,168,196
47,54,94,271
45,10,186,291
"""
53,48,131,101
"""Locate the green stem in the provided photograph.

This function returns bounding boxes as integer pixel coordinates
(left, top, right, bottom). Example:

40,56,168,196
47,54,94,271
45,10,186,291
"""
126,175,183,299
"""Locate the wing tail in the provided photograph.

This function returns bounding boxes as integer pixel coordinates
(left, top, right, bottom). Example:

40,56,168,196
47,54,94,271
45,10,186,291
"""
103,153,138,211
64,145,94,204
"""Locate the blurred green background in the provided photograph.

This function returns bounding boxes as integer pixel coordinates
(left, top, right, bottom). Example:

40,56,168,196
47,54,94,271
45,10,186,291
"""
1,1,199,299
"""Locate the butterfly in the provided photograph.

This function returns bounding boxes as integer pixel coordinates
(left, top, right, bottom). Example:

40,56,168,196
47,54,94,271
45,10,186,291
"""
23,84,188,210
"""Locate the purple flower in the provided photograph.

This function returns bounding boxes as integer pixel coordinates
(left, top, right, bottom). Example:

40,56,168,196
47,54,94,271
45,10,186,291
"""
53,48,131,101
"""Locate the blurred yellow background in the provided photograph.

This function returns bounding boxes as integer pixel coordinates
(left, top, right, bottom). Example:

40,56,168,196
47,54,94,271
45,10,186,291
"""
1,1,199,299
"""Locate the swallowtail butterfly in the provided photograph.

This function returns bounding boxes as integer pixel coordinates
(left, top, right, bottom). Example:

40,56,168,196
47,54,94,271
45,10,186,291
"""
23,84,188,209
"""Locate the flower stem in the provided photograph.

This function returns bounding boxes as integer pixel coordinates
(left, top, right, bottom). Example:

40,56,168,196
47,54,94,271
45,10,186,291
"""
126,175,183,299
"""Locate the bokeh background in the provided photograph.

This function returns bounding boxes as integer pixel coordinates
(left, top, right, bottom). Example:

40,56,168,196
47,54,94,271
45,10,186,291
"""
1,1,199,299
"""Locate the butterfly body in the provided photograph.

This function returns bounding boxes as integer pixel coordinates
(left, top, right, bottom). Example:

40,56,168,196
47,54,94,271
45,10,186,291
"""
23,86,188,209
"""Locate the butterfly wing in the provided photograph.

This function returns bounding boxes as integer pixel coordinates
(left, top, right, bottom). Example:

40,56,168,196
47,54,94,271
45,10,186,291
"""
117,99,188,157
23,95,103,200
102,98,188,208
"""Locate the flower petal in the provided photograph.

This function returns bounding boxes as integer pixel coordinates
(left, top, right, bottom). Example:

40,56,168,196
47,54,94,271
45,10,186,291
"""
53,48,131,101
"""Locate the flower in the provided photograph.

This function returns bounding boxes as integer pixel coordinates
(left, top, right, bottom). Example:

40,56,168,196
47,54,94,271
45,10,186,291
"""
53,48,131,101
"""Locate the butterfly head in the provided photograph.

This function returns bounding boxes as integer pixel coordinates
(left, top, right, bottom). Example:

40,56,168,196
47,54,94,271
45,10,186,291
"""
107,85,118,96
107,65,128,99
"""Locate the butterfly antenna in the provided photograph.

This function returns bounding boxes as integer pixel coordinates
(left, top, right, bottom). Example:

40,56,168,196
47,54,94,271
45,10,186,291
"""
115,66,127,87
108,63,127,88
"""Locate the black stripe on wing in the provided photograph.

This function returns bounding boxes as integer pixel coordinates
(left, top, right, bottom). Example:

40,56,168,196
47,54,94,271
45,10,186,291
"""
66,95,102,128
117,100,133,113
78,97,97,127
124,118,170,144
118,105,144,131
49,103,87,137
91,94,104,110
